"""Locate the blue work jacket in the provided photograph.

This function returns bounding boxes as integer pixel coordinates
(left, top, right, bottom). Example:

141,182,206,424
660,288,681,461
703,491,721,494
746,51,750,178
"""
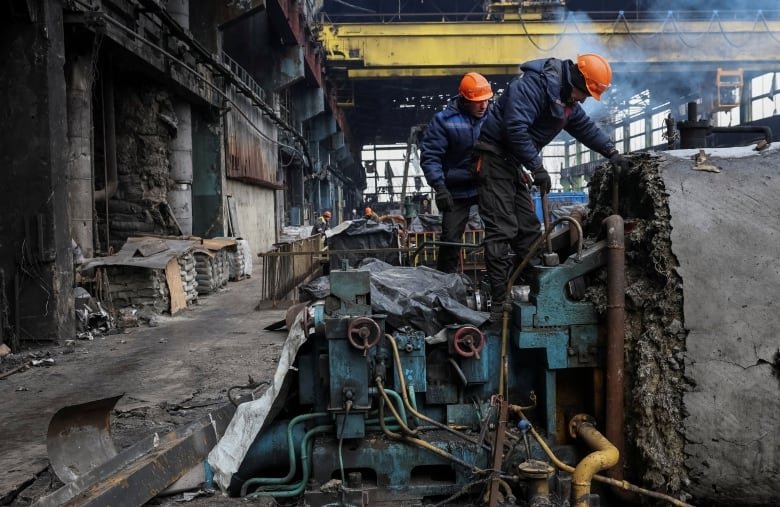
478,58,615,170
420,97,489,199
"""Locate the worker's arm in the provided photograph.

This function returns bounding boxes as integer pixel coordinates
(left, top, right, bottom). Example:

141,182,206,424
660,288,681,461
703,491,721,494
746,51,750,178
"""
419,112,449,189
564,105,616,157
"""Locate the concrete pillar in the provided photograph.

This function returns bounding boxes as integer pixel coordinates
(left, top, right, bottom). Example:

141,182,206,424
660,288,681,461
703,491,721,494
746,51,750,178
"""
167,0,194,235
66,50,94,258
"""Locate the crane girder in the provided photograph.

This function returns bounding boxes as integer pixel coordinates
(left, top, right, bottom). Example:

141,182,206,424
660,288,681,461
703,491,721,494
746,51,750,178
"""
318,17,780,77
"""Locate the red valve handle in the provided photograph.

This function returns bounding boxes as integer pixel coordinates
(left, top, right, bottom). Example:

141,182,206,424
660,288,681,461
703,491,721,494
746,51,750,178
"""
301,306,311,338
347,317,381,353
453,326,485,359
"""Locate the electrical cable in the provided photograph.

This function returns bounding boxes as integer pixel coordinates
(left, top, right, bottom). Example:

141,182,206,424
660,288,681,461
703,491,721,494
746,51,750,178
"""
90,6,313,170
377,396,485,473
517,18,565,52
227,376,269,406
337,400,350,489
386,334,491,451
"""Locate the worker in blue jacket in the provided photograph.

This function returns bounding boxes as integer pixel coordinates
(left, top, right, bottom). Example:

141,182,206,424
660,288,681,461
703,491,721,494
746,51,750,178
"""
421,72,493,273
474,54,630,317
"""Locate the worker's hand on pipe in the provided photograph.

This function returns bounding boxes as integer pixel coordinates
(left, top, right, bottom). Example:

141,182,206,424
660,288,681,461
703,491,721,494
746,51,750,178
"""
434,186,455,212
532,166,551,194
609,151,630,175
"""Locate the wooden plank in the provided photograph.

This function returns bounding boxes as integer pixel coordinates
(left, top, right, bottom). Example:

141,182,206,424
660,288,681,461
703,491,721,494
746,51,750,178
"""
165,258,186,315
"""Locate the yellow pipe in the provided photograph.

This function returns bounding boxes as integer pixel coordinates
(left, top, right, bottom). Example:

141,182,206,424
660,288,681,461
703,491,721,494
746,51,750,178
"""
374,377,418,436
569,414,619,507
377,396,485,473
385,334,487,449
518,412,695,507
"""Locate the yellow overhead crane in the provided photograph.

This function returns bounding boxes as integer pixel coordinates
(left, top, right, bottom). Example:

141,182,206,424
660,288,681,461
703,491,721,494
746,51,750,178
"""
317,11,780,78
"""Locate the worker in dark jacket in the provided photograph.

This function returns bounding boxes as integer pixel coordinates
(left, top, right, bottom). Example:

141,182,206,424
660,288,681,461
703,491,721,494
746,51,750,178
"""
474,54,630,316
311,210,331,235
421,72,493,273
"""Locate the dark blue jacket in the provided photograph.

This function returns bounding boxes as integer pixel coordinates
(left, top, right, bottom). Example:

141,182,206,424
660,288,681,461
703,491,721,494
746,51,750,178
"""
420,97,488,199
478,58,615,170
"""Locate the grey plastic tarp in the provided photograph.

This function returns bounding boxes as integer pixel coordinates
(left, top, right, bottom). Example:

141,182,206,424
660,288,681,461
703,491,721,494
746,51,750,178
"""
326,220,400,269
300,258,489,335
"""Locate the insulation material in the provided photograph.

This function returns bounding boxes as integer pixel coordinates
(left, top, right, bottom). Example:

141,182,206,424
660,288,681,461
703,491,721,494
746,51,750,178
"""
193,249,229,295
586,147,780,504
102,266,171,314
215,237,253,280
178,252,199,304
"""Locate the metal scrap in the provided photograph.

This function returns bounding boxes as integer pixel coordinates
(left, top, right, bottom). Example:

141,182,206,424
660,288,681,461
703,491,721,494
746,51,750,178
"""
692,149,721,172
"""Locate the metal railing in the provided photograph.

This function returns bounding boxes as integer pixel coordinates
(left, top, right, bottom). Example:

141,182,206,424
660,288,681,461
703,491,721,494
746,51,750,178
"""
220,51,267,103
260,235,323,303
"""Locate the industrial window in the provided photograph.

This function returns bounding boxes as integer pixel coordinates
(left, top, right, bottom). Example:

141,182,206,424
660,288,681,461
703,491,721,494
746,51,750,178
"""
567,139,577,167
715,107,741,127
651,110,671,147
628,119,645,151
361,144,418,204
542,141,566,188
750,72,780,121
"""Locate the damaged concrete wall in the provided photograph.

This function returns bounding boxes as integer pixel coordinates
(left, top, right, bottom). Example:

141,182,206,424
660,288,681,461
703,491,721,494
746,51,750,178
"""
587,148,780,504
0,1,74,342
102,80,180,252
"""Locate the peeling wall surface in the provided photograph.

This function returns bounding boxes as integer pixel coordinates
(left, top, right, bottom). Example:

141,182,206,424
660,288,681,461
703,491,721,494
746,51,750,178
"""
225,180,278,256
589,147,780,505
662,148,780,504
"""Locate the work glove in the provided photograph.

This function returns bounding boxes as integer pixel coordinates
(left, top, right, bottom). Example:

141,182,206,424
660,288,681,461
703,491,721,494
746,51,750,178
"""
532,167,551,194
609,151,630,175
434,186,455,212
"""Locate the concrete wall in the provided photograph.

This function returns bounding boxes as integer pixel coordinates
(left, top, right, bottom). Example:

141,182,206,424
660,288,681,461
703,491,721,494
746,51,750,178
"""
663,148,780,504
224,181,278,258
0,1,73,342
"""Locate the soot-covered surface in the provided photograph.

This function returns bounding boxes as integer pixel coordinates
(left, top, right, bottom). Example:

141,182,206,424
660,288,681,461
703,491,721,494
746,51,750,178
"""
587,147,780,505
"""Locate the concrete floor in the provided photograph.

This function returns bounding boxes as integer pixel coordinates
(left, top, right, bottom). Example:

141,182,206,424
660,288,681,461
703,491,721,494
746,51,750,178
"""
0,270,290,505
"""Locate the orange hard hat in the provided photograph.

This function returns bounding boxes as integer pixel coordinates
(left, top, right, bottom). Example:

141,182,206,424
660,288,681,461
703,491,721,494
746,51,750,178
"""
323,211,332,218
576,53,612,101
364,207,373,216
459,72,493,102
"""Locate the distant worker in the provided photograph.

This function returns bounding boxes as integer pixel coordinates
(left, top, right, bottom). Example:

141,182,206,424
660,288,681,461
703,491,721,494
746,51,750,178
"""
420,72,493,273
311,210,331,235
364,207,380,221
473,54,630,316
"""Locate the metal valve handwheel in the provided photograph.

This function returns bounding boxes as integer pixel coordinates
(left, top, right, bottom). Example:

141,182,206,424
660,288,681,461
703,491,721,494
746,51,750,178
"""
347,317,381,353
453,326,485,359
301,306,311,338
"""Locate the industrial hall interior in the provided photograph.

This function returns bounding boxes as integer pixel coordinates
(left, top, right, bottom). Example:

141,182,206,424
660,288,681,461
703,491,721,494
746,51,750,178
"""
1,1,779,507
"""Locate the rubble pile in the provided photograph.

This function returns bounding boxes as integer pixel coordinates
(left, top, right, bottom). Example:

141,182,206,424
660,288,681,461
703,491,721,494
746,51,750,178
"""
585,152,689,494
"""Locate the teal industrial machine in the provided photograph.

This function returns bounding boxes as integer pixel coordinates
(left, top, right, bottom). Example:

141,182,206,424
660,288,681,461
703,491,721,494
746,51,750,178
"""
232,215,664,507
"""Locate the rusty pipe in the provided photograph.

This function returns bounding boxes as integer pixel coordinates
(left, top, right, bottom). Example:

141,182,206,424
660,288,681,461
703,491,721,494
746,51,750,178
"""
569,414,619,507
604,215,628,495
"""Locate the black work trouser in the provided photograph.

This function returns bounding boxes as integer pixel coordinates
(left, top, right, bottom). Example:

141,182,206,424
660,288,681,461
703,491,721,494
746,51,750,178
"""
476,150,541,305
438,195,478,273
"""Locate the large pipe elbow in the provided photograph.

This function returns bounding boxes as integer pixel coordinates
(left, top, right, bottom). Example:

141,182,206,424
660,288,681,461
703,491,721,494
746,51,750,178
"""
569,414,619,507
